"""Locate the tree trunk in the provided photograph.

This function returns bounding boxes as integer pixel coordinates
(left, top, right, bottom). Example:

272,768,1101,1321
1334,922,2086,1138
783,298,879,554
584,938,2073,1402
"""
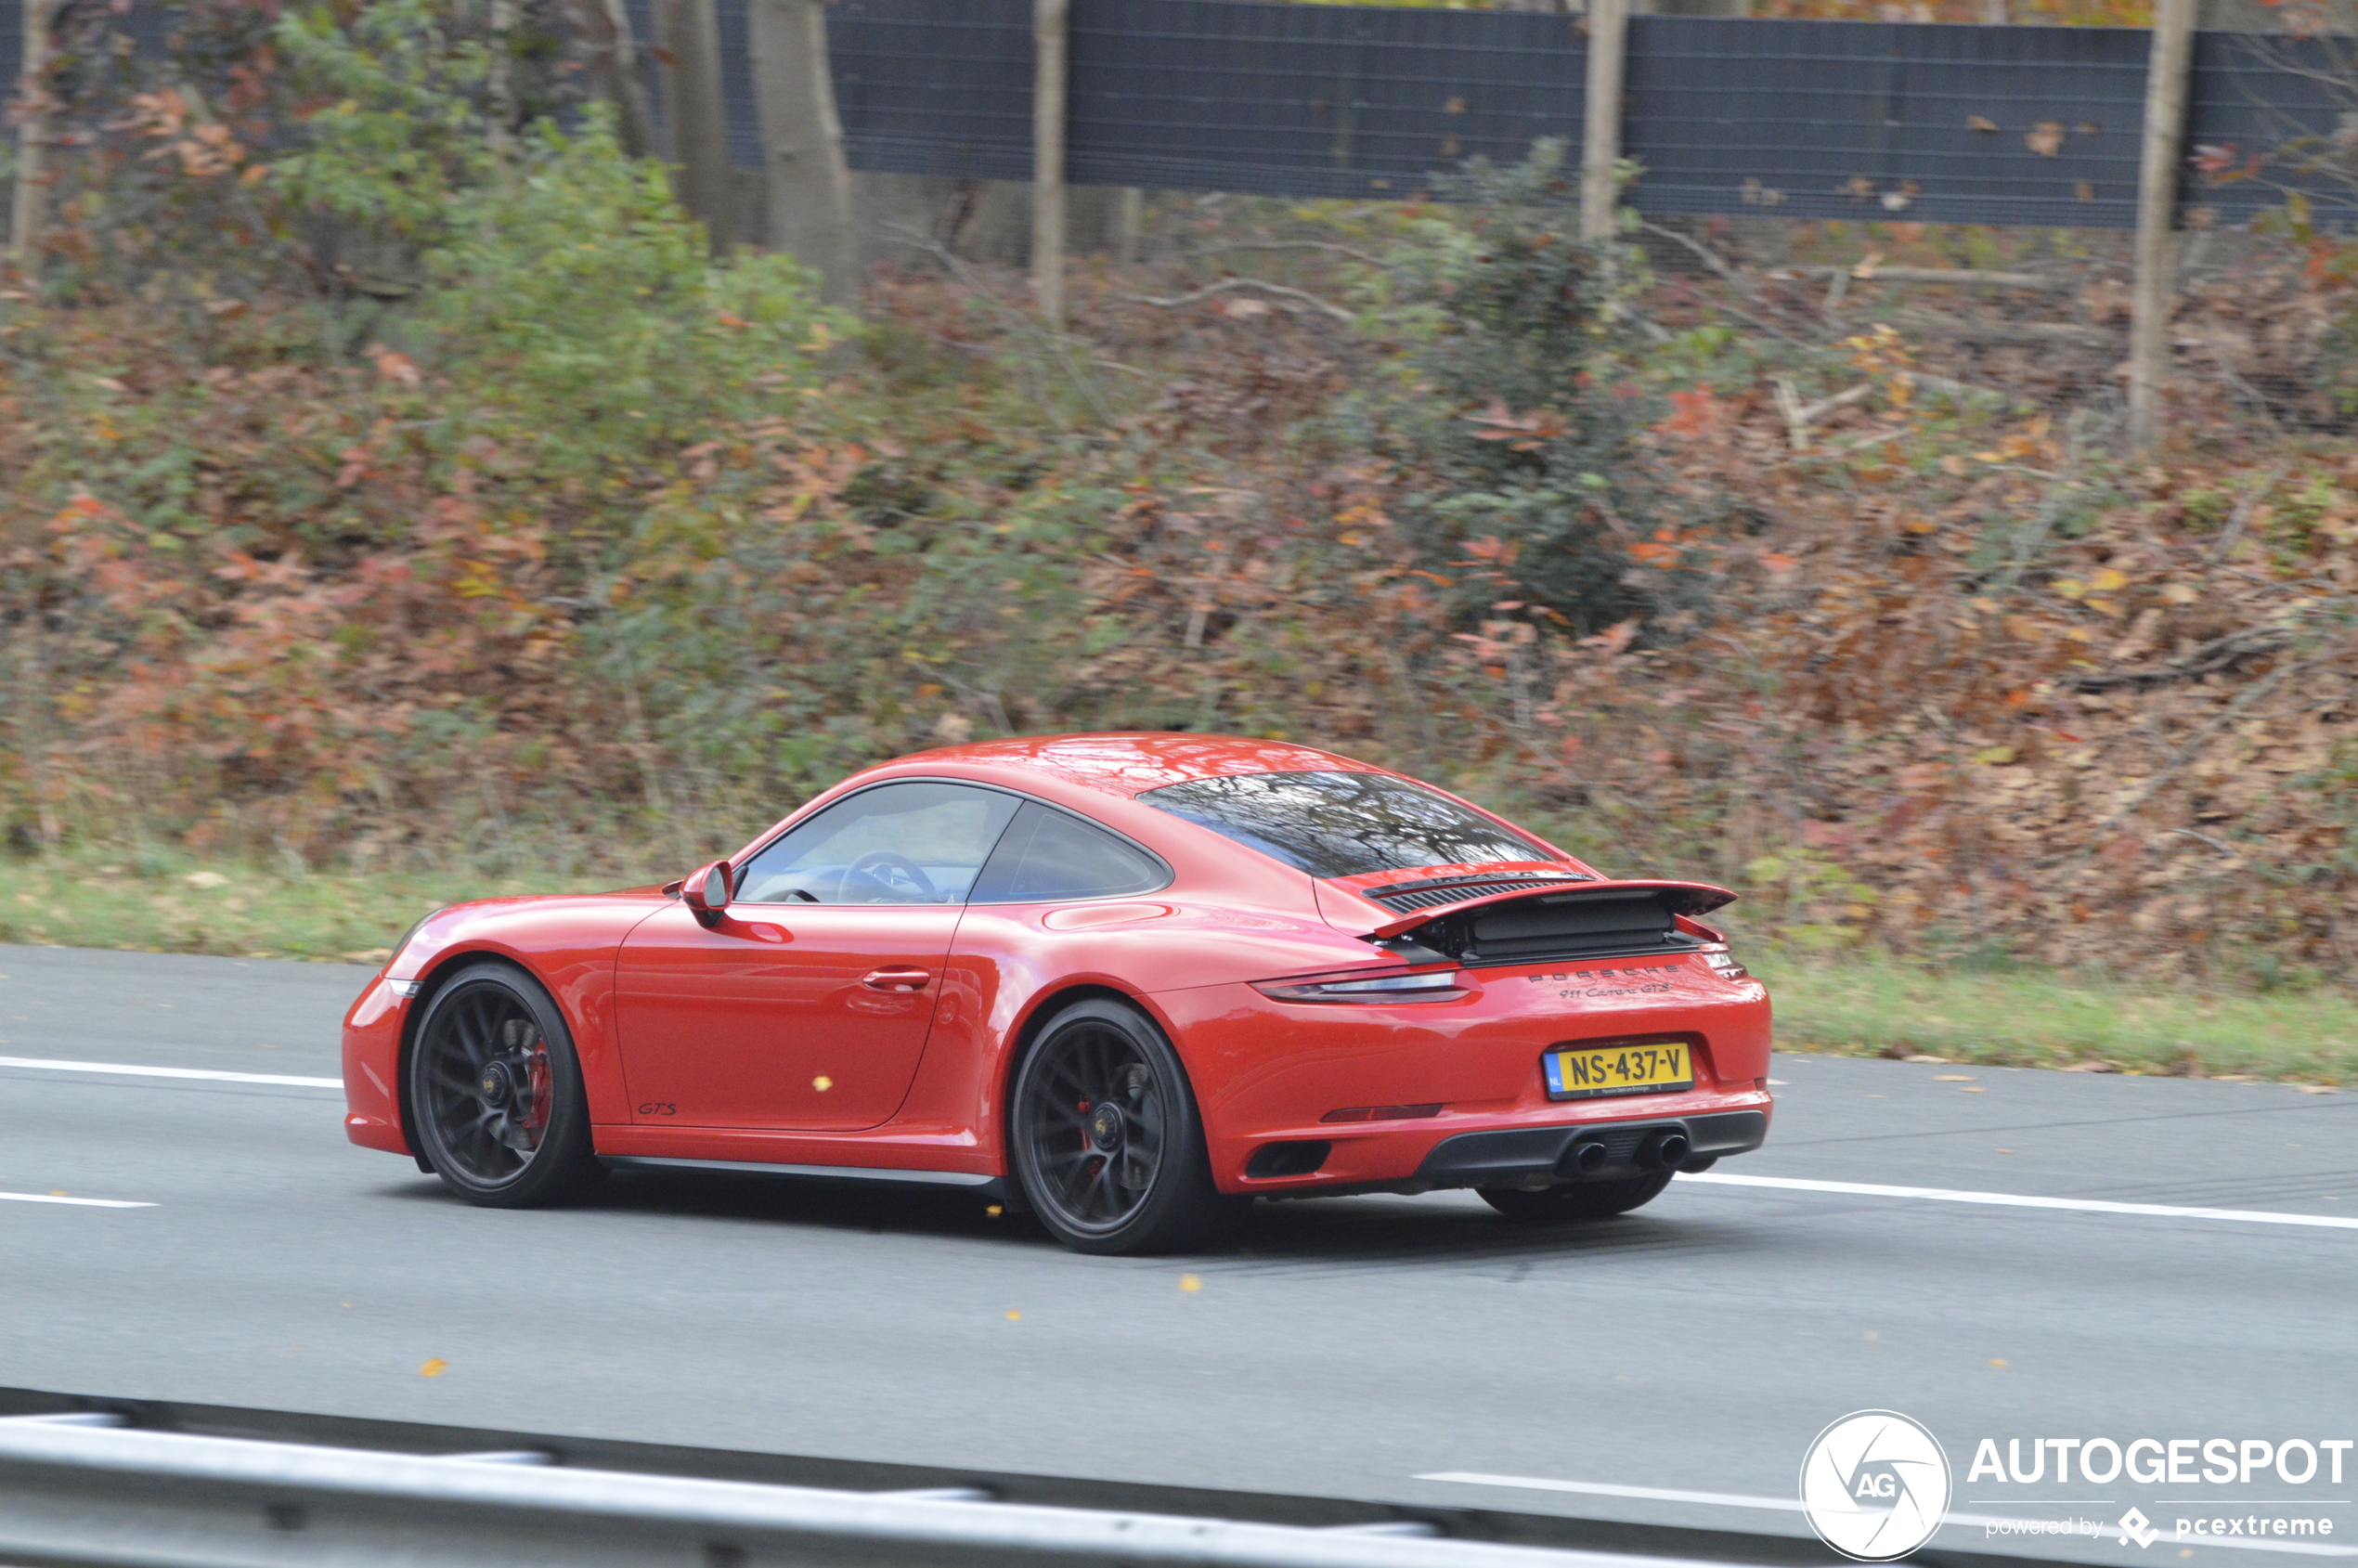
10,0,50,266
2130,0,2196,451
581,0,657,160
486,0,516,167
655,0,732,251
1032,0,1069,325
750,0,856,301
1580,0,1626,242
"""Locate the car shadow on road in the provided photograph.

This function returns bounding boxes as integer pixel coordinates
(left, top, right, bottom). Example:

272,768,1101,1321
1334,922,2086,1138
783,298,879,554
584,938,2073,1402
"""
1213,1193,1771,1277
378,1165,1018,1245
380,1167,1768,1269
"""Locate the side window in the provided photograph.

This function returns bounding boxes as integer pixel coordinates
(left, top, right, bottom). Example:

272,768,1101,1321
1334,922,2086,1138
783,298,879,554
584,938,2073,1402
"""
970,802,1171,903
734,783,1021,905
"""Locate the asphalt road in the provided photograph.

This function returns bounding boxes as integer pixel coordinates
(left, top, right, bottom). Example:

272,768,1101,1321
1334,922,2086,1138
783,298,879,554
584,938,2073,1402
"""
4,943,2355,1565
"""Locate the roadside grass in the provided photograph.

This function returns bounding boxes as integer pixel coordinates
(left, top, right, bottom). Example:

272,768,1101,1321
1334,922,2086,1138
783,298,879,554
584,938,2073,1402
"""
2,851,2349,1086
1756,954,2357,1086
0,849,612,965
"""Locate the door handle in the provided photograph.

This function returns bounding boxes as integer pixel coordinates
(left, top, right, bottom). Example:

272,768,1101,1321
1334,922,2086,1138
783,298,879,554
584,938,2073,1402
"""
862,967,932,992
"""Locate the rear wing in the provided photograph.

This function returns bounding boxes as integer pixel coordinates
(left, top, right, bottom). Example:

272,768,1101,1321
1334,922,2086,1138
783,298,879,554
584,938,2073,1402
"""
1364,878,1736,964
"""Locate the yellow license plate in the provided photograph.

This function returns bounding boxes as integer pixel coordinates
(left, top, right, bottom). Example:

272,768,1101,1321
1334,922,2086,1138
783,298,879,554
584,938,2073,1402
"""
1545,1042,1692,1101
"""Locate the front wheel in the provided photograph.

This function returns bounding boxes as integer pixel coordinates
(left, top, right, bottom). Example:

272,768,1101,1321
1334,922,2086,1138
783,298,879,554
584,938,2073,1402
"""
1479,1171,1673,1224
1008,999,1233,1255
408,962,604,1208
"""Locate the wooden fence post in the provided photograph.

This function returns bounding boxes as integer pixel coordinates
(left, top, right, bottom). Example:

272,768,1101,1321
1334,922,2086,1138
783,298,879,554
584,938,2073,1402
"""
1580,0,1628,242
10,0,49,266
656,0,732,252
751,0,856,302
2129,0,2196,452
1033,0,1069,325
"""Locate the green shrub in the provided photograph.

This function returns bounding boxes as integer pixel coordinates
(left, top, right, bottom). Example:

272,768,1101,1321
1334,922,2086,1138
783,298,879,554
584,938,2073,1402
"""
411,116,840,480
1372,140,1675,632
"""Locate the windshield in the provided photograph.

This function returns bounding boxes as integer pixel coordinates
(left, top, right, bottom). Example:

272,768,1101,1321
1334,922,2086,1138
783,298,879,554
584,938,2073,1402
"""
1137,770,1565,879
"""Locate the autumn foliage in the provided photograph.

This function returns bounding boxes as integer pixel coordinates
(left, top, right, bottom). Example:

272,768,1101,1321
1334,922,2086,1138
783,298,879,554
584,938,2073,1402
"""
4,9,2357,989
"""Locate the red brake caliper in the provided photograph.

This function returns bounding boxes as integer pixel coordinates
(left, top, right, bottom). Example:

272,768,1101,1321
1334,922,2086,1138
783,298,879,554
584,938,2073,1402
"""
523,1047,551,1139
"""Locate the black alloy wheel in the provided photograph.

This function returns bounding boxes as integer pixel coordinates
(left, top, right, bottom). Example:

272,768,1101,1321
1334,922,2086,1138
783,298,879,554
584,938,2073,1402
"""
408,963,604,1208
1008,999,1233,1255
1478,1170,1674,1224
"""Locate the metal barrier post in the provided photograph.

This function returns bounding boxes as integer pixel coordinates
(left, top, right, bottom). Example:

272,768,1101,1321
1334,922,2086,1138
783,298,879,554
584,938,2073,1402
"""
2129,0,2196,450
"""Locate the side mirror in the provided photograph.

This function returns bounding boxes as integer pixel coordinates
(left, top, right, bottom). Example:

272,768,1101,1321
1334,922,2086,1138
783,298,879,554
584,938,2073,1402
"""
682,861,732,927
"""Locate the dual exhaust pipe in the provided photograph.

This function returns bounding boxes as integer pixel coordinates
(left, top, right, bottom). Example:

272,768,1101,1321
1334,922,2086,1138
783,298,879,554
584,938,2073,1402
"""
1558,1127,1691,1178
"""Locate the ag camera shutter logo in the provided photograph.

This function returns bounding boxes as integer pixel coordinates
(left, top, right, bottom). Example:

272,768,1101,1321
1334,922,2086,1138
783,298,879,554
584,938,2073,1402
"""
1801,1410,1954,1562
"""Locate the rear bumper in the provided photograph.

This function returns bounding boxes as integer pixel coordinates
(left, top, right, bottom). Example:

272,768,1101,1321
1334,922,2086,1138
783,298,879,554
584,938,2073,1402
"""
1219,1095,1772,1197
1415,1108,1768,1186
1152,966,1773,1195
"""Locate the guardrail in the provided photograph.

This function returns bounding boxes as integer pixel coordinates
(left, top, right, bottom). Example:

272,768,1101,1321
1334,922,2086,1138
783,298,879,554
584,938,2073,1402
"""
0,1411,1772,1568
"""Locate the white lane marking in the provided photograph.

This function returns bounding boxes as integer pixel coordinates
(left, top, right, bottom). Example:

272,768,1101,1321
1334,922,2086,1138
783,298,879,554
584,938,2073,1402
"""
0,1056,341,1090
0,1191,154,1209
1420,1474,1804,1512
1683,1171,2358,1232
1418,1475,2358,1558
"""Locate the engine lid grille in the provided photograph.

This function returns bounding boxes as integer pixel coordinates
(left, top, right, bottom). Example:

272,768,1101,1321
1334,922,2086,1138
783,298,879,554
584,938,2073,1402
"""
1364,875,1589,912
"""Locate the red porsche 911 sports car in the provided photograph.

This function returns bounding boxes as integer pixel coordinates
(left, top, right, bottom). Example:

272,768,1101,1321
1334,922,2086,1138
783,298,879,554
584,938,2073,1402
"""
343,733,1771,1252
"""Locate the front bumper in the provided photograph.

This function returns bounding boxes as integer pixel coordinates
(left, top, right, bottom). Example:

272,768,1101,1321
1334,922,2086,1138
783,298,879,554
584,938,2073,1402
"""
341,975,412,1155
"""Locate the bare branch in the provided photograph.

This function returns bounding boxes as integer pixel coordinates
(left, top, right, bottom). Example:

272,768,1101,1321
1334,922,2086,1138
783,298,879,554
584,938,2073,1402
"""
1119,278,1354,324
2208,461,2295,564
1890,309,2119,347
1177,239,1392,268
1639,221,1758,298
1771,265,2081,291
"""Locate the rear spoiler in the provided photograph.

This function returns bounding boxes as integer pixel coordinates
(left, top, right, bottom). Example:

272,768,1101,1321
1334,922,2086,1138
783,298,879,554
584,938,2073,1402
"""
1365,878,1736,963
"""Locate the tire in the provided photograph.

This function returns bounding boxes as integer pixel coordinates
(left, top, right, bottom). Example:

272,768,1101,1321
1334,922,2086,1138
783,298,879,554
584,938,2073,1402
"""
408,962,605,1209
1008,999,1233,1255
1479,1171,1674,1224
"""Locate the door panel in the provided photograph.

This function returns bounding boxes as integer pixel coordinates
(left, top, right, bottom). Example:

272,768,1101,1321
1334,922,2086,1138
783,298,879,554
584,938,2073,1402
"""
615,903,961,1131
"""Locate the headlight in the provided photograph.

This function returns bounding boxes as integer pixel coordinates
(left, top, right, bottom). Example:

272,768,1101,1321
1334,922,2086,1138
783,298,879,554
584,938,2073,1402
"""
1251,971,1468,1004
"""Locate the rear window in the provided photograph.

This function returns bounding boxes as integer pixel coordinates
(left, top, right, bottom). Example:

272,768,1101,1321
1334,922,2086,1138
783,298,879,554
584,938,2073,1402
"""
1137,771,1563,879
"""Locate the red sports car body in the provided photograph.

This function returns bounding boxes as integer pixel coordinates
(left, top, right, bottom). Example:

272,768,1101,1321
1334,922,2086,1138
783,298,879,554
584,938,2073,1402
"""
343,734,1772,1251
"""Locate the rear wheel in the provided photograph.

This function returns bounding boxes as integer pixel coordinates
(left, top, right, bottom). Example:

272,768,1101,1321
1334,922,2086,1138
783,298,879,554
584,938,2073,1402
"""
408,963,604,1208
1009,999,1232,1255
1479,1171,1673,1224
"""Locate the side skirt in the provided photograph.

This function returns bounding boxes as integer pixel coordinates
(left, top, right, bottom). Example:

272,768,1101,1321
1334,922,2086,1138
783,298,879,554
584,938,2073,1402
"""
602,1154,1002,1196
